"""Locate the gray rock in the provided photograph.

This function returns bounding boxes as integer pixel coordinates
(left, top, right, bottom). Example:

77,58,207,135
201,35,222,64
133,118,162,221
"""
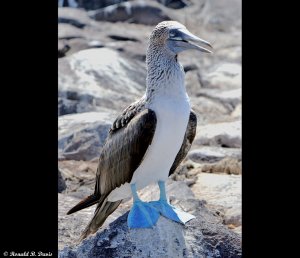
190,96,231,125
201,157,241,175
231,103,241,119
88,0,173,25
59,199,241,257
77,0,127,10
156,0,191,9
58,23,85,40
58,169,67,193
58,7,92,28
58,48,146,116
58,111,116,160
194,120,241,148
197,0,241,32
198,88,241,112
58,41,71,58
201,63,241,90
191,173,241,230
188,146,241,163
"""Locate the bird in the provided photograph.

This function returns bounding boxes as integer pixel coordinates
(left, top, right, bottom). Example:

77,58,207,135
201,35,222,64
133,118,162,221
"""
67,20,212,241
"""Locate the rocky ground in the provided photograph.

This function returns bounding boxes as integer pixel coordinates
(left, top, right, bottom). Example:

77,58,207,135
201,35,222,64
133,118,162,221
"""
58,0,241,256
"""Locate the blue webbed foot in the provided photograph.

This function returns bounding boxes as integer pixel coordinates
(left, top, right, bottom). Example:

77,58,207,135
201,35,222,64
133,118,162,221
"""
149,200,195,224
149,200,181,223
127,183,160,228
128,200,160,228
150,180,195,224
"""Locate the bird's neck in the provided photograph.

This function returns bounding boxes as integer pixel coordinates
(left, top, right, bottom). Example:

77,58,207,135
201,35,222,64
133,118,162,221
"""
145,45,186,101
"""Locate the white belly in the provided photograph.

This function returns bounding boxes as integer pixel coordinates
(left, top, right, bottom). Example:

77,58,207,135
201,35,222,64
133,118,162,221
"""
108,95,190,202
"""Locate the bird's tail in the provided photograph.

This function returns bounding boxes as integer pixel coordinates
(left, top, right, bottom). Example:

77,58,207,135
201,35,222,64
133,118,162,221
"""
67,194,100,215
79,198,122,242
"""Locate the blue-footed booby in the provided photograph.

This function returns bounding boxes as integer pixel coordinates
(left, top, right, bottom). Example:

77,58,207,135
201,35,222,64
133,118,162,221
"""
67,21,212,241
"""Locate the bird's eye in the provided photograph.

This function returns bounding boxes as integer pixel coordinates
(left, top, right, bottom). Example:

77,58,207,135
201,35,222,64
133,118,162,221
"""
169,31,176,38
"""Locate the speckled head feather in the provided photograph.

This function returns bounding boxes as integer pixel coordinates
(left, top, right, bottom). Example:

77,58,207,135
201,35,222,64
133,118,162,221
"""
149,21,186,46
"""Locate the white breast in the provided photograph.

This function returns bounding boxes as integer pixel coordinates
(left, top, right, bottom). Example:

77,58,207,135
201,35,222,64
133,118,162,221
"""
107,94,190,202
131,94,190,185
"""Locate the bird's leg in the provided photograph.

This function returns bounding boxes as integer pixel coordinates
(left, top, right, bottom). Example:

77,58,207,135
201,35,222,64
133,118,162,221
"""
150,180,195,224
127,183,159,228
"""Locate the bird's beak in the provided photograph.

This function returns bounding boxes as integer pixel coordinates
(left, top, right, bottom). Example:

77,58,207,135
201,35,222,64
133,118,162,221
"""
169,28,213,54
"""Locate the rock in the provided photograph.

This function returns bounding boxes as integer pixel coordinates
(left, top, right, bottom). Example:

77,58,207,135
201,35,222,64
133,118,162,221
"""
58,23,85,40
58,159,98,196
87,40,104,48
58,169,67,193
58,41,71,58
201,157,241,175
198,88,241,111
231,103,241,119
194,120,241,148
58,179,196,250
58,193,95,250
156,0,191,9
201,63,241,90
188,146,241,163
196,0,241,32
88,0,173,25
58,48,146,115
191,173,241,229
76,0,126,10
59,199,241,257
190,96,231,125
58,7,92,28
58,111,116,160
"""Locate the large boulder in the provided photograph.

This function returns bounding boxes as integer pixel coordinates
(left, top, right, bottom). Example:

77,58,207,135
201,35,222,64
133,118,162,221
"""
59,199,241,257
188,146,241,164
192,173,241,233
88,0,173,25
194,120,241,148
58,7,92,28
76,0,127,10
201,63,241,90
58,48,146,115
58,111,116,160
59,179,241,256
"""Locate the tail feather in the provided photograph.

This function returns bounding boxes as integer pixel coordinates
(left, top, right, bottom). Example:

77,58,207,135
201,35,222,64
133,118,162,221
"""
67,194,100,215
79,198,122,242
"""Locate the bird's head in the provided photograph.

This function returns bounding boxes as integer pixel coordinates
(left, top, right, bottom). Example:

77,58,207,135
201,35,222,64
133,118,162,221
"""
149,21,212,55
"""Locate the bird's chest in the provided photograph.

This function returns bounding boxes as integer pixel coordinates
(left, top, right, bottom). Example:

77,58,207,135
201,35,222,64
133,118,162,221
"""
150,95,190,141
146,94,191,169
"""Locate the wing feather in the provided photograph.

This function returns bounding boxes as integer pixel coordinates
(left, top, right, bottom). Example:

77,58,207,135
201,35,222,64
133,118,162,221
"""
169,110,197,176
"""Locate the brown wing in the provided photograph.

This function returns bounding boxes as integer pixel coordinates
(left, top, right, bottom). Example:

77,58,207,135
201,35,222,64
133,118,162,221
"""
96,108,157,195
169,110,197,176
67,102,156,215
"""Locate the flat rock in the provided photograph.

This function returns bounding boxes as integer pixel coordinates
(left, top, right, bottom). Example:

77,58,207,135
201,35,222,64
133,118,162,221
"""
191,173,241,230
58,7,92,28
201,157,241,175
59,199,241,257
58,111,116,160
199,88,241,111
58,48,146,115
194,120,241,148
76,0,126,10
88,0,173,25
188,146,241,163
190,96,231,125
201,63,241,90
